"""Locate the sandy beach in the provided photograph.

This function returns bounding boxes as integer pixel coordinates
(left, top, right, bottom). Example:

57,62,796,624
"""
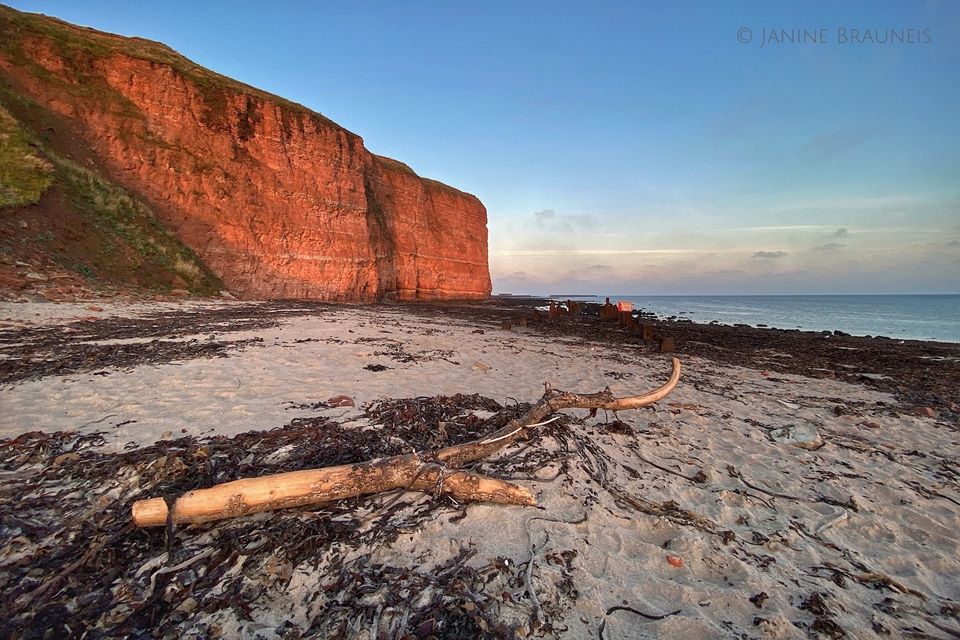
1,299,958,638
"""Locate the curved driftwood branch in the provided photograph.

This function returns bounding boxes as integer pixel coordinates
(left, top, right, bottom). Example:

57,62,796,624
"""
435,357,681,467
132,357,681,527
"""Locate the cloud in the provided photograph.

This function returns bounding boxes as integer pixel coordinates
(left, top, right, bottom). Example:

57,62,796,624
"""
947,240,960,247
798,130,865,161
752,250,788,259
533,209,556,223
813,242,846,252
531,208,598,232
492,248,700,257
832,228,848,238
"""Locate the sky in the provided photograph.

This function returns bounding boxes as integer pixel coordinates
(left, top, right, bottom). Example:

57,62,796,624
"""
6,1,960,295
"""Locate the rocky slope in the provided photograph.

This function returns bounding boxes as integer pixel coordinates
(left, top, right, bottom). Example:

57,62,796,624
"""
0,97,224,301
0,5,491,301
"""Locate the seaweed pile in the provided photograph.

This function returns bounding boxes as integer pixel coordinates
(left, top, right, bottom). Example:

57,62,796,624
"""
3,379,958,637
0,394,573,639
0,301,326,383
414,299,960,425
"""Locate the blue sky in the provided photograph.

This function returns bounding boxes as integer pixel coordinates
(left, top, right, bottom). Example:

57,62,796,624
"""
7,1,960,294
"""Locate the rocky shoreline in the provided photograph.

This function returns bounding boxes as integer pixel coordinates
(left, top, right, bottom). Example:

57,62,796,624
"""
417,296,960,427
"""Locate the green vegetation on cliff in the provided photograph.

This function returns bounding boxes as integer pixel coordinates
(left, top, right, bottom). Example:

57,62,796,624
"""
0,104,52,207
0,87,222,294
0,4,343,133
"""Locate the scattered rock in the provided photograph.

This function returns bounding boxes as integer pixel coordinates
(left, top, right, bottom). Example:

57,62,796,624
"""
86,305,103,312
175,597,197,614
666,554,683,567
53,452,81,466
749,592,768,608
169,288,190,297
770,422,824,450
916,406,935,418
364,364,389,372
326,395,355,407
659,337,675,353
472,362,491,373
25,272,48,281
219,290,235,299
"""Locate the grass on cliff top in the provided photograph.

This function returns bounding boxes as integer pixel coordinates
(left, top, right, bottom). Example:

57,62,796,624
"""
0,103,53,207
0,4,343,133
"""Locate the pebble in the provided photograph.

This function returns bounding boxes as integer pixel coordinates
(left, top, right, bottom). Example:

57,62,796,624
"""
327,395,355,407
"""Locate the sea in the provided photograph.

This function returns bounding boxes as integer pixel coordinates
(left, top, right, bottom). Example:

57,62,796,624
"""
548,294,960,344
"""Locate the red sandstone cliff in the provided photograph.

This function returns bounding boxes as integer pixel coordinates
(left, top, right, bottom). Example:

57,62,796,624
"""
0,6,491,301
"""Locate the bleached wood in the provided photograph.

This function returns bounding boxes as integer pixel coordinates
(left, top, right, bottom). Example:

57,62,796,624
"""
132,358,681,527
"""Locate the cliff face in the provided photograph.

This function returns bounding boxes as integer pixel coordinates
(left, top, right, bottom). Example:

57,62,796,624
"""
0,6,491,301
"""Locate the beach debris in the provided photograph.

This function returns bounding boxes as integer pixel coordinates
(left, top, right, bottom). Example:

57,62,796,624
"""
0,301,318,384
0,398,559,637
131,358,683,527
750,592,769,608
472,361,492,372
770,422,824,450
598,605,682,639
325,394,355,407
666,554,684,567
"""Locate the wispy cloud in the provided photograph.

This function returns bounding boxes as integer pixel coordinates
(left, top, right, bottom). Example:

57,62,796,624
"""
813,242,846,252
727,224,840,233
492,248,701,257
532,209,597,232
763,194,927,214
798,129,865,161
752,250,788,259
533,209,556,223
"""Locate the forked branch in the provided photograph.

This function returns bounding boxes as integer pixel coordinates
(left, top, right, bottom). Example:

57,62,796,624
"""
132,357,682,527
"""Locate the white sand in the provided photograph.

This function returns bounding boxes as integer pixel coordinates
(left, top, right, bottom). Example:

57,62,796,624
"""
1,301,958,638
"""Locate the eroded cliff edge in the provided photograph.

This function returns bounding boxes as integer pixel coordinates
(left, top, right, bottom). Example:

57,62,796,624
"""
0,6,491,301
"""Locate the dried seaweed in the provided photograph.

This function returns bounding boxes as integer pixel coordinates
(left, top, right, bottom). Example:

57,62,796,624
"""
0,394,545,639
0,301,327,383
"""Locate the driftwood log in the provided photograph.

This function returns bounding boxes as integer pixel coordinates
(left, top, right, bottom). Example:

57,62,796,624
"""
132,357,682,527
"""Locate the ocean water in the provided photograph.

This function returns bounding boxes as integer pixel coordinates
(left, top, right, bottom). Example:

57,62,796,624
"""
557,295,960,343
